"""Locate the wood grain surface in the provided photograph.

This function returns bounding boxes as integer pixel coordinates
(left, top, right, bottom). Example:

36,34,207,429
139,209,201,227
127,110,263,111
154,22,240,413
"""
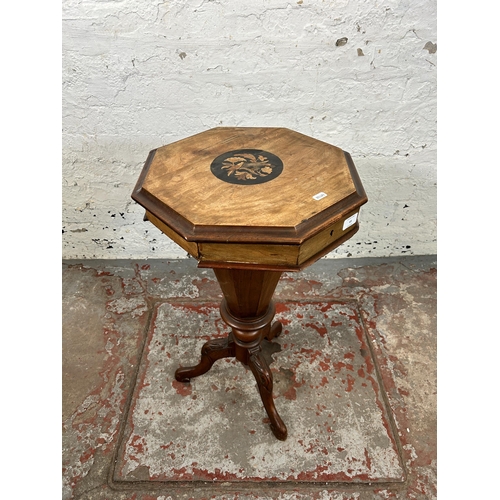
145,208,360,270
133,127,368,270
142,127,356,228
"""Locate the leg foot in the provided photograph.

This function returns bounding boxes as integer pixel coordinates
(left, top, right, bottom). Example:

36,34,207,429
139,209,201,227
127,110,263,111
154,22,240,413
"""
175,336,235,382
264,321,282,341
248,347,288,440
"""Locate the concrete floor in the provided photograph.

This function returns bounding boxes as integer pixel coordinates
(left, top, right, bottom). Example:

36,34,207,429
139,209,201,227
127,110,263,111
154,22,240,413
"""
62,255,436,500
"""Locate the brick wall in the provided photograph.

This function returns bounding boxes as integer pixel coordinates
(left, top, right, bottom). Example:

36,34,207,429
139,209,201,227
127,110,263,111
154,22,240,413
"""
62,0,437,259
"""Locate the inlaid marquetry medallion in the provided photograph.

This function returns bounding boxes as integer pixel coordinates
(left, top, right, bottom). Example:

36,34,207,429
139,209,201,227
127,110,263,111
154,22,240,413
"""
210,149,283,185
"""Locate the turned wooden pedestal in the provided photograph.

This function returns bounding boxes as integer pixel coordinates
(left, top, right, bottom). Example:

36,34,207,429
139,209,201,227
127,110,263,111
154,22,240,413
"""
175,269,287,439
131,127,367,440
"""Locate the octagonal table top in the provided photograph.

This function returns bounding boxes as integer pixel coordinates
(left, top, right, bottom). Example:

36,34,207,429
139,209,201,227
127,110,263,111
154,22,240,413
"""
132,127,367,270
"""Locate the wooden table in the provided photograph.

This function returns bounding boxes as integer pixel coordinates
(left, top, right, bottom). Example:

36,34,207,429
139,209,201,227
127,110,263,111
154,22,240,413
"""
132,127,367,440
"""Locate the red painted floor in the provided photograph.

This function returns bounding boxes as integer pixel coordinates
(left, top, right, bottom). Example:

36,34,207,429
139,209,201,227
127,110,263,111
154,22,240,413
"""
62,256,436,499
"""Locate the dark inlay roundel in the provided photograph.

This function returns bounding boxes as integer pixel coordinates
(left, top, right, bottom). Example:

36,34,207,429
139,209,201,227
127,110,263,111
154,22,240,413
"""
210,149,283,185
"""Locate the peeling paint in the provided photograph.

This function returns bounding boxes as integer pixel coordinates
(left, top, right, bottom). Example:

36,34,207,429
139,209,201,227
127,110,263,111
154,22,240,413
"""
63,257,436,499
116,301,404,483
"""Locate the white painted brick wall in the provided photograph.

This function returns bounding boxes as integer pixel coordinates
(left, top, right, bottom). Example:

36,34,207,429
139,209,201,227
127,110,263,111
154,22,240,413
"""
62,0,436,260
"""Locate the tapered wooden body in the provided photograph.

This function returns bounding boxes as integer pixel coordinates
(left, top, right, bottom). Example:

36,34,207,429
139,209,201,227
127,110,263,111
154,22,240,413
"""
214,269,282,319
215,268,281,363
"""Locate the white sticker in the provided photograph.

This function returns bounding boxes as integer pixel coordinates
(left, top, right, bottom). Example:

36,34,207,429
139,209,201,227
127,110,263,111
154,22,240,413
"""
313,192,327,201
343,213,358,230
